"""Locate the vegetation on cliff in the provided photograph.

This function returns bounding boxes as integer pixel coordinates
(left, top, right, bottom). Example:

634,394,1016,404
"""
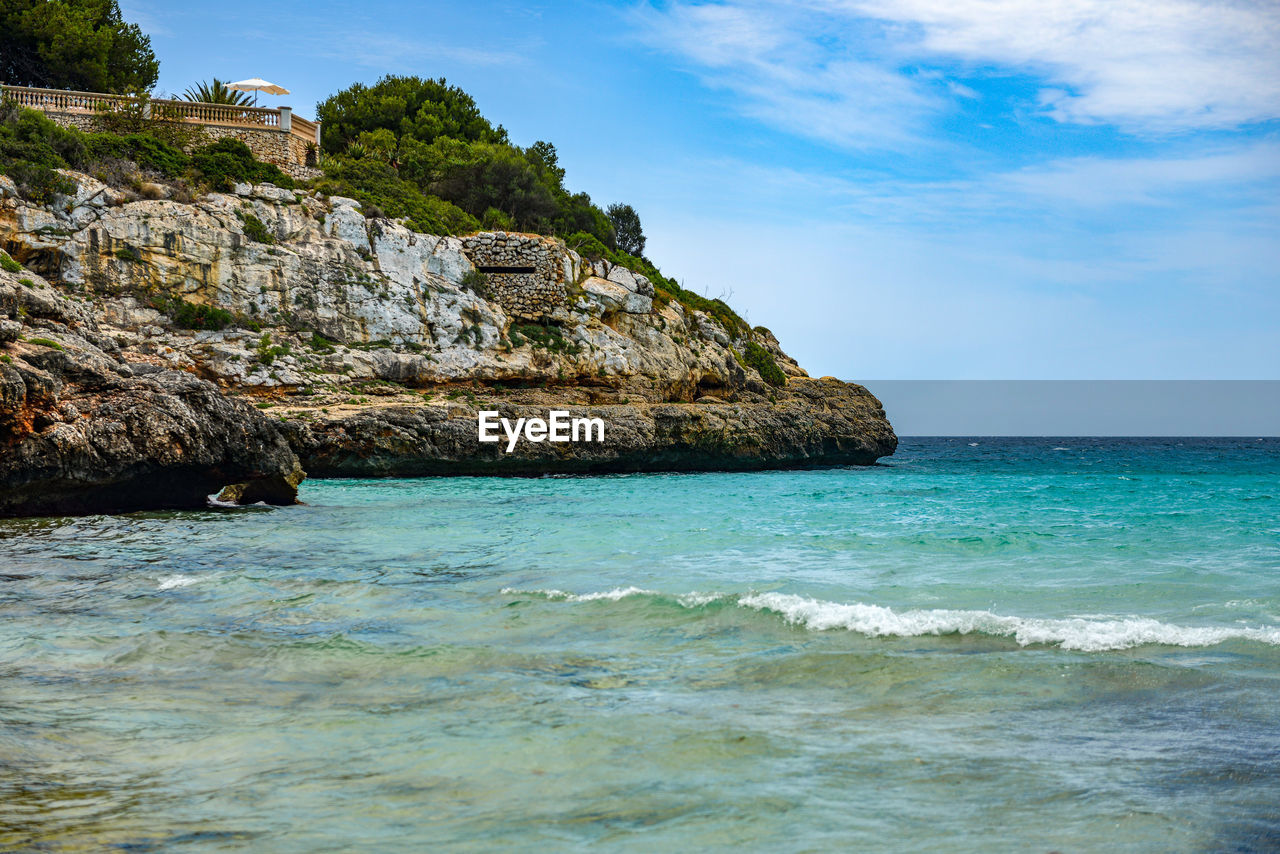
741,341,787,388
316,76,615,246
0,92,758,351
311,74,748,347
315,78,756,338
0,103,293,201
0,0,159,94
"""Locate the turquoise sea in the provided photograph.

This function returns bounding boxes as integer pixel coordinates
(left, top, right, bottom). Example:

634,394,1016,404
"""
2,437,1279,852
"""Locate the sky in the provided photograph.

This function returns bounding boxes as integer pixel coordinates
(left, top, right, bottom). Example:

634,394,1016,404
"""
124,0,1280,382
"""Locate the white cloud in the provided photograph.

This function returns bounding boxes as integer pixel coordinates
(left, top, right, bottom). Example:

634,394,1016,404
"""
846,0,1280,131
632,2,940,147
635,0,1280,137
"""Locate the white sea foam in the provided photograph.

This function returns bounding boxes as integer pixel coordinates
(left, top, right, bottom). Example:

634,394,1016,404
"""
677,591,729,607
509,587,1280,652
157,575,201,590
738,592,1280,652
501,586,656,602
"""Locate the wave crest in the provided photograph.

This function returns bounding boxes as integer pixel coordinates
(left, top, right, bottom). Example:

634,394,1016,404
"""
504,588,1280,652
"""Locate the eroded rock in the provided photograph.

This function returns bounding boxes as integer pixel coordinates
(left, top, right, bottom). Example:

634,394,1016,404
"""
0,270,304,517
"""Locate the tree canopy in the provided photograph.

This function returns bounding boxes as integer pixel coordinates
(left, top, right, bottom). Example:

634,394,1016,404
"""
0,0,159,94
315,75,621,248
607,203,645,257
316,76,507,156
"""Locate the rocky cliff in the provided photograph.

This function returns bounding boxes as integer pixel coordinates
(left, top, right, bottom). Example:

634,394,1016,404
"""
0,170,894,515
0,266,303,517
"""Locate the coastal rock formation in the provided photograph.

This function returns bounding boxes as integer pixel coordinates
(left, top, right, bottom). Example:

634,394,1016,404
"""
0,170,895,514
0,265,303,517
281,377,892,477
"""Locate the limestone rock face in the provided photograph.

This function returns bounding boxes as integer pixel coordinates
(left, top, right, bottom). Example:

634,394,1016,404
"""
0,269,303,517
280,377,894,477
0,170,896,501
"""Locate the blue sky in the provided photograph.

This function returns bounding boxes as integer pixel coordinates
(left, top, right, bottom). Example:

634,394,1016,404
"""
125,0,1279,380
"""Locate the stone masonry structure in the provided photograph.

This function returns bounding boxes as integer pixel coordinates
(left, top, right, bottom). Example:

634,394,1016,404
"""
460,232,576,320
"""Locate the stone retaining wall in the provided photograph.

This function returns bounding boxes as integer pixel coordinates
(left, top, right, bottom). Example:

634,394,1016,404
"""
460,232,577,320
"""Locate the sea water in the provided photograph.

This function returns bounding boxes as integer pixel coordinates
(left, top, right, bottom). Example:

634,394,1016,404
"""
1,438,1278,852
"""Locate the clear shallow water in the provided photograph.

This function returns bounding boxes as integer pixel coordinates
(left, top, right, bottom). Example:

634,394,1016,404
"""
2,437,1278,852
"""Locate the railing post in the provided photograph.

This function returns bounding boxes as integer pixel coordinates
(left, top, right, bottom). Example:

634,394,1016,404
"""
278,106,291,133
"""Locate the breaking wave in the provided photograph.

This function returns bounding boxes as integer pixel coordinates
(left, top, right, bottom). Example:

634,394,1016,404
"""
502,588,1280,652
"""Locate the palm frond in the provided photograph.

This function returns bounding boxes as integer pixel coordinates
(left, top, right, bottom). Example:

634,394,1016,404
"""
182,78,252,106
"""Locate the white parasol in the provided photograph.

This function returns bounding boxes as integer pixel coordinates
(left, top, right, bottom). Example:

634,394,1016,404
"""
227,78,290,106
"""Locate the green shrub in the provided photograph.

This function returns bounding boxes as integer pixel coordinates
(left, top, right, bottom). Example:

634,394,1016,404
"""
311,158,477,235
172,300,233,330
0,105,289,208
481,206,514,230
147,293,234,330
5,161,76,202
742,341,786,387
256,332,290,365
238,212,275,244
191,138,294,190
460,269,489,297
27,337,63,350
565,231,608,260
0,252,20,273
83,132,188,178
114,245,141,262
308,332,337,352
0,103,85,169
509,322,581,355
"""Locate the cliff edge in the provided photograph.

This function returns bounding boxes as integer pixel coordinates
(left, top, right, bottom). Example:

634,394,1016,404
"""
0,171,894,515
